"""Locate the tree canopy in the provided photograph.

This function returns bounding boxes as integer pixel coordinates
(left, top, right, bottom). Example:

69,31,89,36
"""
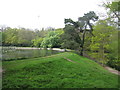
63,11,98,55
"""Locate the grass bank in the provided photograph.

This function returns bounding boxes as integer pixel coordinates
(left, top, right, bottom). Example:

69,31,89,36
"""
2,52,119,88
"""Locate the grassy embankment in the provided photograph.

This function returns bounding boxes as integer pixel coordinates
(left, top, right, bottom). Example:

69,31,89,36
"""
3,52,119,88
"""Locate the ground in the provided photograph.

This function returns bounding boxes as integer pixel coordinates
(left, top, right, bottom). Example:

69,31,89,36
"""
2,52,119,88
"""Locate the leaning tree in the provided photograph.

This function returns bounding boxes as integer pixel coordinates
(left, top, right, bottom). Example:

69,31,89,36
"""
64,11,98,56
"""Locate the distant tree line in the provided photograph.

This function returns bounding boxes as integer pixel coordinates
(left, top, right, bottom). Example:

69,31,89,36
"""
1,27,63,48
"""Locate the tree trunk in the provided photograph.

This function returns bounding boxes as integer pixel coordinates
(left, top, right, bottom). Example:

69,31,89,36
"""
80,45,84,56
80,29,86,56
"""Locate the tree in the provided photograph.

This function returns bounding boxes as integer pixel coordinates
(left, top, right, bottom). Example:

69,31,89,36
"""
34,28,48,38
107,29,119,70
103,1,120,28
89,20,116,65
101,0,120,69
32,37,43,47
41,29,63,48
61,24,81,50
2,27,36,46
3,27,19,46
17,28,35,46
64,11,98,55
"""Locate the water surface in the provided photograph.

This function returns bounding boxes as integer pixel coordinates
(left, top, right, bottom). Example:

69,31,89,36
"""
2,47,62,61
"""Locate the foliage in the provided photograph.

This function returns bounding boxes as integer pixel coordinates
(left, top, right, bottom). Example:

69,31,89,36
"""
17,29,35,46
1,27,62,47
2,27,35,46
32,37,43,47
106,30,119,70
3,52,119,88
63,11,98,55
89,20,116,64
87,1,120,70
103,1,120,27
41,29,63,48
2,27,19,46
61,24,81,50
34,29,49,38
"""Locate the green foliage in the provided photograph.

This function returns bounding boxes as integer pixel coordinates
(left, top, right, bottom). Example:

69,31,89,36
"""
41,29,63,48
32,37,43,47
106,30,119,70
87,0,119,70
108,31,118,59
1,27,62,47
103,1,120,27
61,24,81,50
2,27,35,46
85,20,120,70
17,29,35,46
3,52,119,88
3,27,19,45
89,20,116,64
63,11,98,55
104,1,120,12
34,29,48,38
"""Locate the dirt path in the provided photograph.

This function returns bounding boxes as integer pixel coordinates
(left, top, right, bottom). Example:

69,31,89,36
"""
104,66,120,75
63,57,78,64
0,68,2,73
64,57,120,75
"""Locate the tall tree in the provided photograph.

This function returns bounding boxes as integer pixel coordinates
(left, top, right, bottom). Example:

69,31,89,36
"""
64,11,98,55
61,24,81,50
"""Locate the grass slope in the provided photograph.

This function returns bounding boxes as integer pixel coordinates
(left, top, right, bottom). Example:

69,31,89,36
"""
3,52,119,88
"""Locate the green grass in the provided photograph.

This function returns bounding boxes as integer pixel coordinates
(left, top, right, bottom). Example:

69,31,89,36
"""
2,52,119,88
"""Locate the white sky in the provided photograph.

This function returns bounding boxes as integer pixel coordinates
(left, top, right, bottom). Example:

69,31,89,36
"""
0,0,107,30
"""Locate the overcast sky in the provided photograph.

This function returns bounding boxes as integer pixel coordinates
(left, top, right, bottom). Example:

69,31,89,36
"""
0,0,108,30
